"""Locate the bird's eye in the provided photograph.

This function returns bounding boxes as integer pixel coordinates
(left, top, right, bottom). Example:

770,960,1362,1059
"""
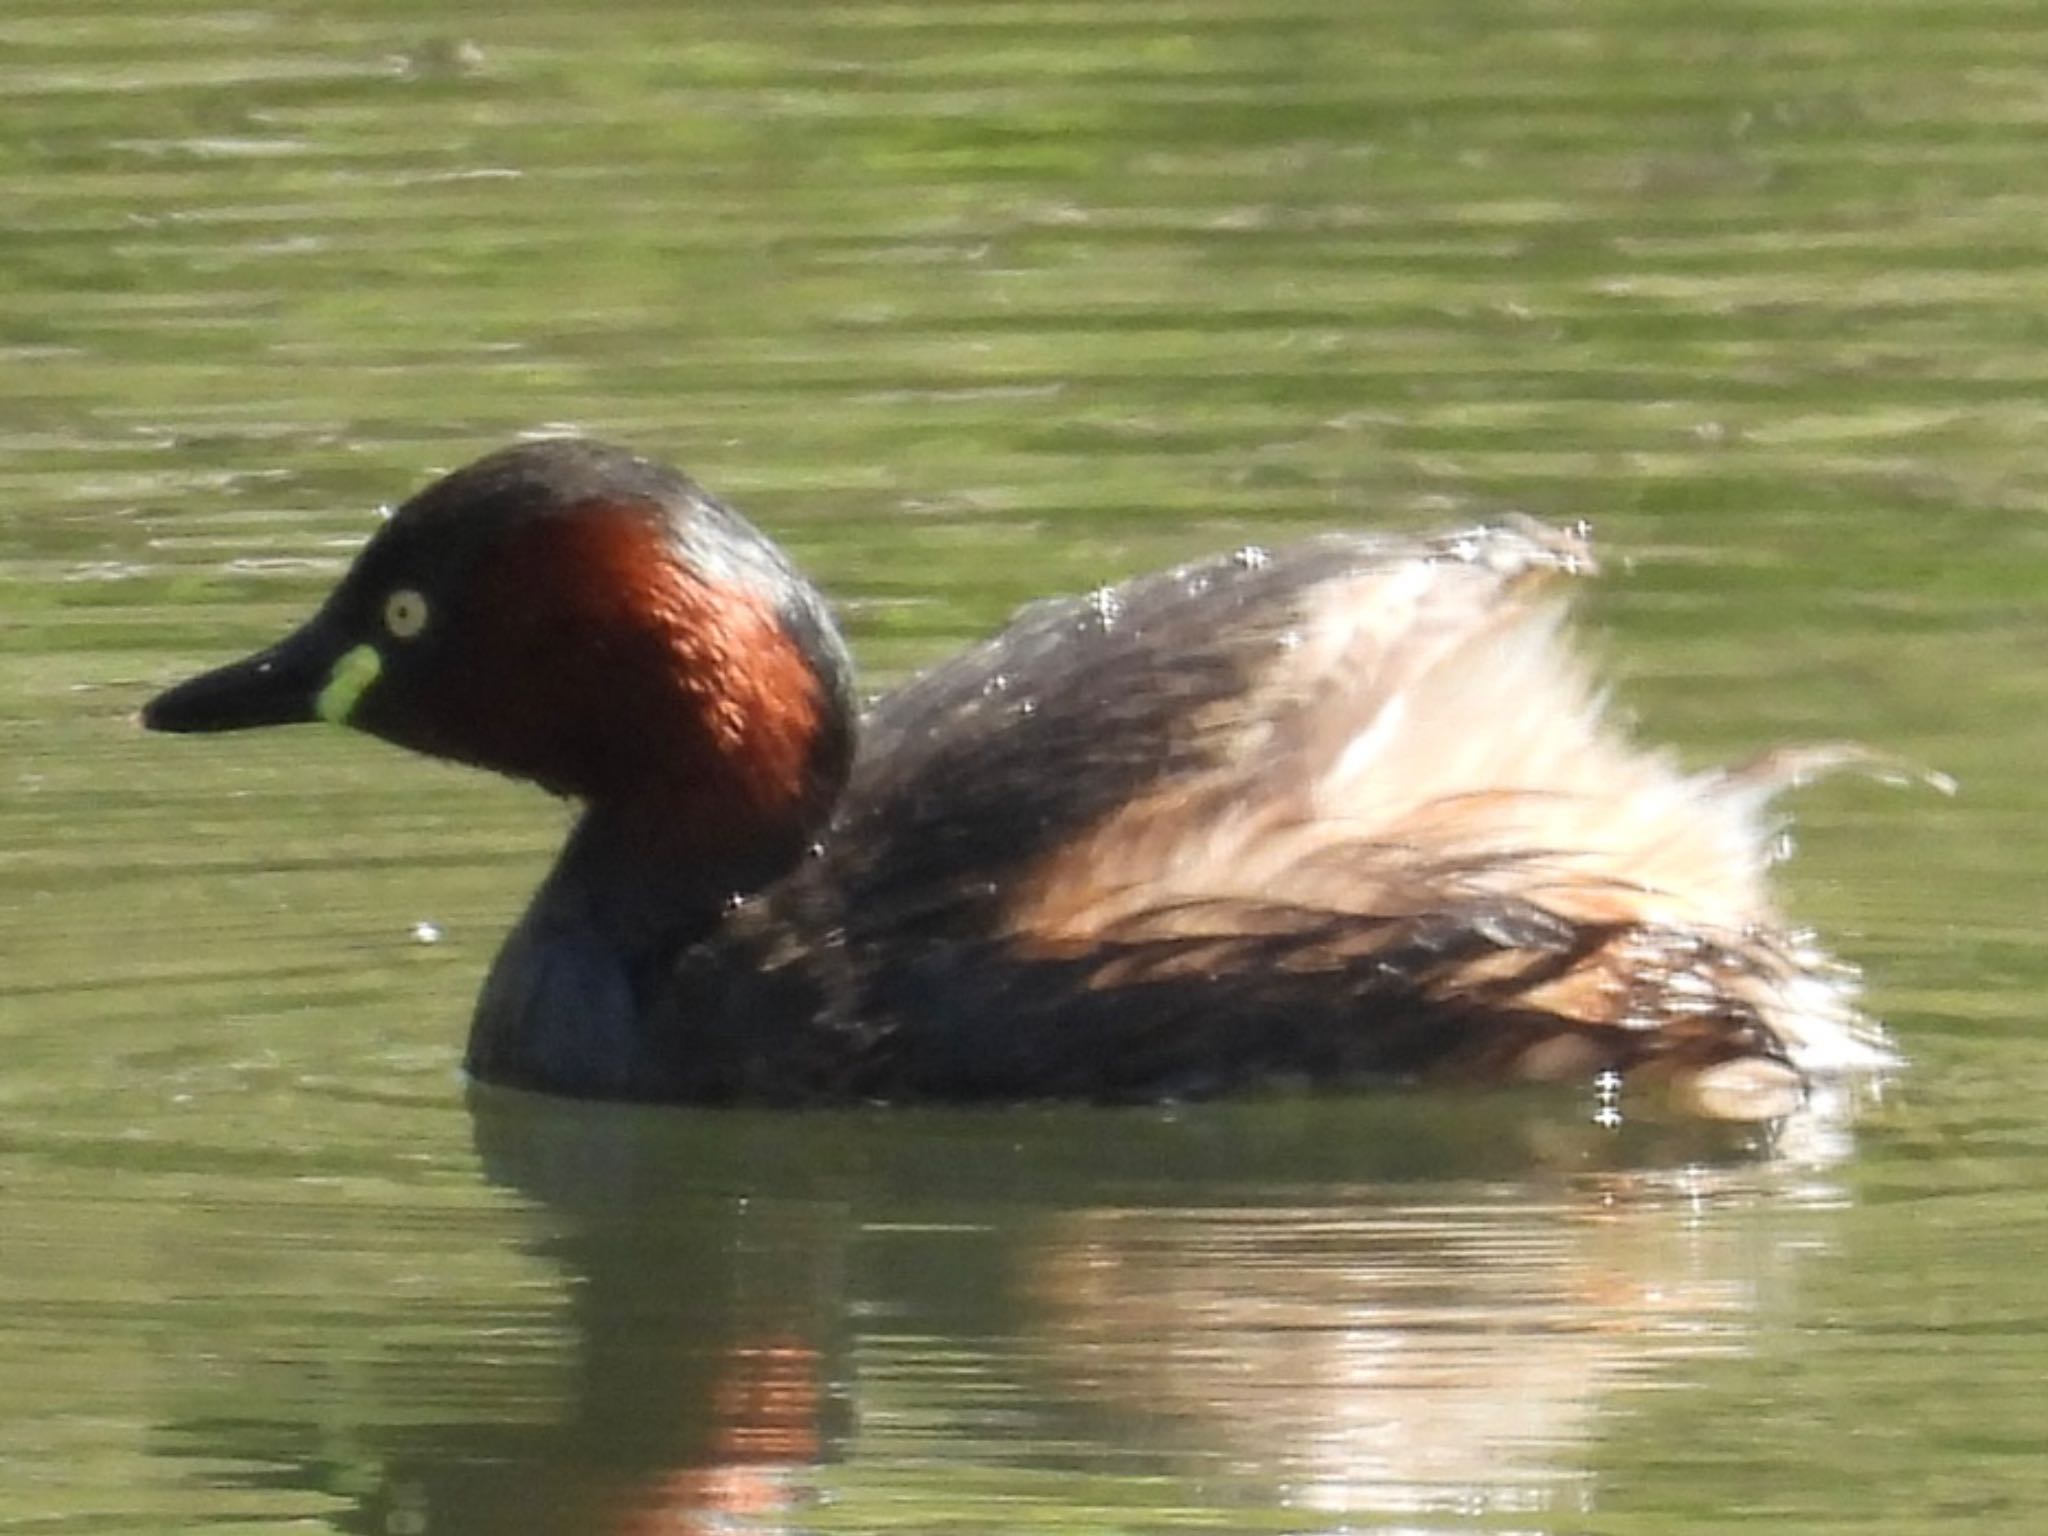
383,588,430,640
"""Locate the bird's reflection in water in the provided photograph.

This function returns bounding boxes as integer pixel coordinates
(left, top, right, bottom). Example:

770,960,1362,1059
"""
1021,1175,1781,1520
447,1088,1851,1533
162,1086,1865,1534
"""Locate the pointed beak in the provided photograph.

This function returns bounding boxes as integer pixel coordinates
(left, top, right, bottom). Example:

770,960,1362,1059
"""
143,614,360,734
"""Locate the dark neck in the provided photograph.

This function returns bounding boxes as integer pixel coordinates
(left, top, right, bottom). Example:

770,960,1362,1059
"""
551,794,812,958
465,790,816,1099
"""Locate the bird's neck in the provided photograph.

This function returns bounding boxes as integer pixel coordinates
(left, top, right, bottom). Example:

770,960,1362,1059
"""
463,786,819,1099
556,784,824,961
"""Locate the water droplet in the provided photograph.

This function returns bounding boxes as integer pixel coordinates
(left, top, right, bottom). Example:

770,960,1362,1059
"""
410,921,442,945
1592,1068,1624,1129
1232,545,1270,570
981,672,1010,696
1087,586,1122,627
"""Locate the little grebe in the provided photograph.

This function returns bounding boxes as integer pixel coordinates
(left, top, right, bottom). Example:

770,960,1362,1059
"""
143,439,1895,1116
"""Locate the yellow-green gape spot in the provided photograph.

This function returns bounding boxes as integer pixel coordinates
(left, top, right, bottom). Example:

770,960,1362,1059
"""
316,644,382,724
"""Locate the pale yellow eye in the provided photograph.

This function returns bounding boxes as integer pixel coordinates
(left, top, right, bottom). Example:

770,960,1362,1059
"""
383,588,430,640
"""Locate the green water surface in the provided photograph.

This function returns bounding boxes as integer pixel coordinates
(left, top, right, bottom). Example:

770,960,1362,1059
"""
3,1,2045,1531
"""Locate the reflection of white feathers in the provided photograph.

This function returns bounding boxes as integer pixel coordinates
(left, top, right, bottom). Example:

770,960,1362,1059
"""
1027,1158,1846,1521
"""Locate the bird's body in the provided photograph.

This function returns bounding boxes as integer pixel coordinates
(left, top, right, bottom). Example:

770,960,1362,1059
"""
144,440,1893,1118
